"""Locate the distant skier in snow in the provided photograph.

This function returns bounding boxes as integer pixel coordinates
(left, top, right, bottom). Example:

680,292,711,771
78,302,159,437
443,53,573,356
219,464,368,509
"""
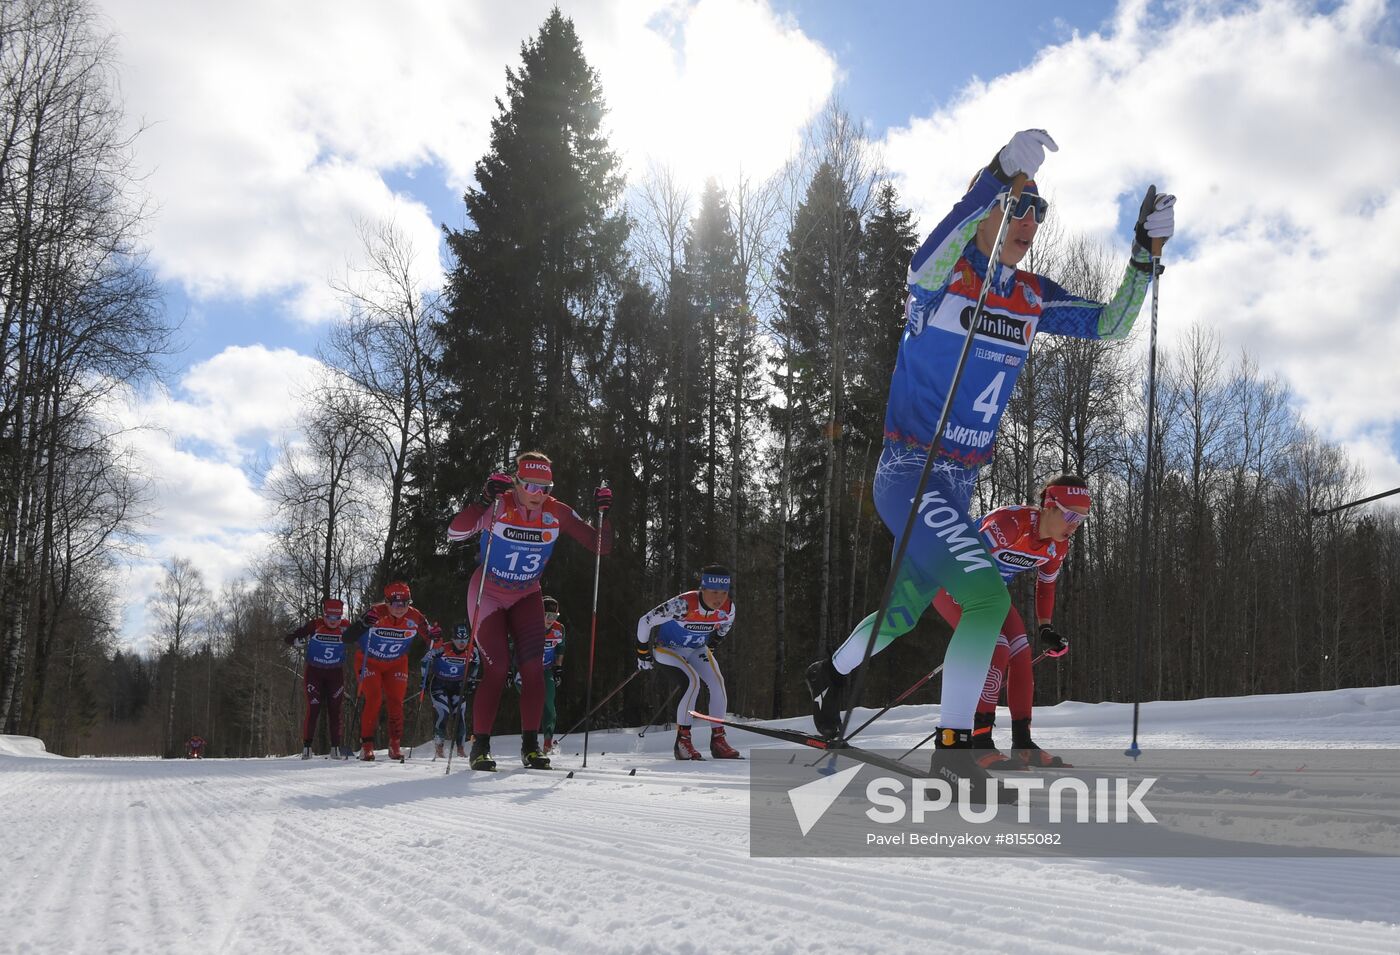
804,128,1174,790
184,735,206,759
421,624,473,759
931,475,1088,769
635,565,740,761
447,451,612,771
540,596,566,754
286,598,351,759
341,580,433,761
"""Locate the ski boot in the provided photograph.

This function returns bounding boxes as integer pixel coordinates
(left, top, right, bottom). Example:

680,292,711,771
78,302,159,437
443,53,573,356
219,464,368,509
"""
1010,718,1069,768
931,728,1007,804
387,739,404,762
300,745,313,760
806,658,848,739
708,726,742,759
433,739,446,760
469,735,496,772
674,726,704,760
521,731,551,769
972,712,1020,771
359,739,376,761
542,736,555,755
455,741,468,758
328,746,347,761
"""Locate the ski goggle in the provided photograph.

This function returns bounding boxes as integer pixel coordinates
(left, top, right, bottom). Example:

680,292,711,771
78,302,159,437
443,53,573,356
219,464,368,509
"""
1050,499,1087,528
545,612,559,622
1008,192,1049,223
388,595,408,606
516,479,553,494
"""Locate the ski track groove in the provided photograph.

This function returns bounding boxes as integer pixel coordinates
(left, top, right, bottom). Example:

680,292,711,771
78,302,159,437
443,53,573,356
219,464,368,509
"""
312,761,1400,955
5,697,1400,955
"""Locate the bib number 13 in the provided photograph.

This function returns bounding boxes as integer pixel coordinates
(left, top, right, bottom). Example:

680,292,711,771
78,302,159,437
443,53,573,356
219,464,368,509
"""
503,551,543,574
972,372,1006,424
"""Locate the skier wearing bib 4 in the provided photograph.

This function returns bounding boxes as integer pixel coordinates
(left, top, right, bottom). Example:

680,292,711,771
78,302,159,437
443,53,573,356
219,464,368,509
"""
931,475,1088,770
635,565,739,760
421,624,473,759
285,597,351,759
341,581,432,761
446,451,612,771
540,597,566,754
805,129,1174,790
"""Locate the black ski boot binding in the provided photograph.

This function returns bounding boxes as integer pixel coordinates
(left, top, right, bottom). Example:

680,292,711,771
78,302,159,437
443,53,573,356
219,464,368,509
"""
469,734,497,772
521,731,551,769
806,658,848,739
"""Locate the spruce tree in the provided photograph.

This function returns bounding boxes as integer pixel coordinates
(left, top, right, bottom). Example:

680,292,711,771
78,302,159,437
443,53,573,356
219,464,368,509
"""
685,180,745,563
409,9,630,665
770,161,862,668
435,8,627,502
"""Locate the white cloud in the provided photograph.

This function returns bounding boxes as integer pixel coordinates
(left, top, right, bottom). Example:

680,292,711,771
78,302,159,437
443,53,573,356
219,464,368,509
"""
106,345,325,650
593,0,836,187
100,0,836,321
883,0,1400,484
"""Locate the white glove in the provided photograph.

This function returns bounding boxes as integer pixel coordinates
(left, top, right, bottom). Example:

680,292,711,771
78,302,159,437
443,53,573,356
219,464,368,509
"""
996,129,1058,180
1139,190,1175,242
1133,187,1176,255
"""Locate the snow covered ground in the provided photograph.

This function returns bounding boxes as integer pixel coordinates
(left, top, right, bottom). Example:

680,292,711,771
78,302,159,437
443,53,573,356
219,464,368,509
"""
4,688,1400,954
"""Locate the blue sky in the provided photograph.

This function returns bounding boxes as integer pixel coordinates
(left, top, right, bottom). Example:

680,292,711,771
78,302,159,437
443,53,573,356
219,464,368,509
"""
97,0,1400,649
158,0,1126,375
771,0,1121,131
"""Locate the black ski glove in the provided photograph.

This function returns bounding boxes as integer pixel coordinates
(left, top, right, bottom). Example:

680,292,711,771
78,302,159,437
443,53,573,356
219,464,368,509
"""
1039,624,1069,658
480,472,512,506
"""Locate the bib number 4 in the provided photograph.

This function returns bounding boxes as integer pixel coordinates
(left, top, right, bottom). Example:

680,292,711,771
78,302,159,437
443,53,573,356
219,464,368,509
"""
972,371,1006,424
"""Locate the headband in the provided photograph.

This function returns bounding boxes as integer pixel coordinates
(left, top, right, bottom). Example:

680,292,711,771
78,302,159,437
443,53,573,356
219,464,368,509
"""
1044,484,1092,511
517,459,553,484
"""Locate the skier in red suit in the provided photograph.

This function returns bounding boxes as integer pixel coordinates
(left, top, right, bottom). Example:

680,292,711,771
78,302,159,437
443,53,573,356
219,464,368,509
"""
286,597,351,759
932,474,1090,768
341,581,432,761
446,451,612,771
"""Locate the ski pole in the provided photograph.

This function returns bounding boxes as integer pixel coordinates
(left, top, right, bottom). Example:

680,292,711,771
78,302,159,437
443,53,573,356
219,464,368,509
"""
638,684,683,738
1127,224,1164,760
558,669,639,744
838,175,1029,740
408,670,433,759
347,670,367,759
447,497,501,775
844,662,944,743
291,645,305,754
1310,485,1400,518
582,480,608,768
896,651,1051,759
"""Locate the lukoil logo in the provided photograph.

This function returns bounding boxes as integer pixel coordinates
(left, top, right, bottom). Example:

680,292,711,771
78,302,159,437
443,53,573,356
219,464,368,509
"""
786,764,1159,834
